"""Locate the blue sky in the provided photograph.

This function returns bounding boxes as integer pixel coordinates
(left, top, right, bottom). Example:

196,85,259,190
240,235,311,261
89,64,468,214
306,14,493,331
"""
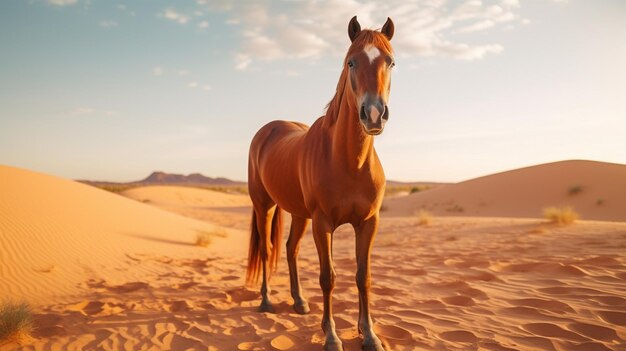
1,0,625,182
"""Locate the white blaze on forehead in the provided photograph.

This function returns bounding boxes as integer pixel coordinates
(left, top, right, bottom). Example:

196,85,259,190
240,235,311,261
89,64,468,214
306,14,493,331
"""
364,44,380,64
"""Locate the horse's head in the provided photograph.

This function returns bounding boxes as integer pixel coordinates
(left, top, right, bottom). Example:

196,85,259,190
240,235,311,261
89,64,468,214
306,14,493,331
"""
345,16,394,136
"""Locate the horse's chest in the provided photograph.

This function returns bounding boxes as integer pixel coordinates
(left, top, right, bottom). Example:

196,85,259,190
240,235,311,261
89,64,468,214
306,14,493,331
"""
306,172,383,223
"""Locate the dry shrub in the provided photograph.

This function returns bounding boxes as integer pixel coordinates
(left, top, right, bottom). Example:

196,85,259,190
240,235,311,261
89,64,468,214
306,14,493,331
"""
0,301,33,343
195,230,227,247
543,206,579,225
416,210,433,226
568,185,583,195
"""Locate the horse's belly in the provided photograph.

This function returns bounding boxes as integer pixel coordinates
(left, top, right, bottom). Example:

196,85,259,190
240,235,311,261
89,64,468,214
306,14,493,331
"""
257,129,310,218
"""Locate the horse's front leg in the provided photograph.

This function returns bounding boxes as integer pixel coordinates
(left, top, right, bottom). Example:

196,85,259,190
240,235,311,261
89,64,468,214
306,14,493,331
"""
355,215,385,351
312,213,342,351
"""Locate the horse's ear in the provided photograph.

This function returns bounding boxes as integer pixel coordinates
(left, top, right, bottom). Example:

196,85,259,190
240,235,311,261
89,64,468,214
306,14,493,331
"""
381,17,394,41
348,16,361,42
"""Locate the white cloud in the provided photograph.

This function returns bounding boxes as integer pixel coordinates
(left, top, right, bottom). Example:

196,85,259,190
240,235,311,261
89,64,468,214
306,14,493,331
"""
178,69,189,76
188,81,198,88
161,8,190,24
152,66,163,76
99,20,118,28
47,0,78,6
202,84,212,91
198,0,525,70
198,20,209,29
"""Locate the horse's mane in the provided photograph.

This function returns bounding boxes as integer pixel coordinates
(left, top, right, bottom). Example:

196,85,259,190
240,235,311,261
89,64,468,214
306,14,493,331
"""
324,30,393,123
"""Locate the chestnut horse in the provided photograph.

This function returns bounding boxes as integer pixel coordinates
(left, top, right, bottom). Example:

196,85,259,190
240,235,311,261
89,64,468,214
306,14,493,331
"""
247,16,395,351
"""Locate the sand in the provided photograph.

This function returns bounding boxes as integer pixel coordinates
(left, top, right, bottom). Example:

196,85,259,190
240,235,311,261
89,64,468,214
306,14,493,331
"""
0,165,246,305
384,160,626,221
1,164,626,350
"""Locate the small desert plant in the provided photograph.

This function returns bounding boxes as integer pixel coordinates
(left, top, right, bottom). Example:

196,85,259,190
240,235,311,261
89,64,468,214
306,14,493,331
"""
195,230,227,247
416,210,433,226
0,301,33,343
195,232,212,247
543,206,579,225
409,186,422,194
596,198,605,206
568,185,583,195
446,204,464,213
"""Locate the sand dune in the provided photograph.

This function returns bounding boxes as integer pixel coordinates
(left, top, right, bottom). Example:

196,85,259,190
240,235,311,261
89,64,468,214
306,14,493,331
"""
384,160,626,221
0,165,245,305
121,185,252,230
2,164,626,351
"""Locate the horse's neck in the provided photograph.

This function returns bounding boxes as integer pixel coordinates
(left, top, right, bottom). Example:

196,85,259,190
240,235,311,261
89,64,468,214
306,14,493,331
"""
328,97,375,171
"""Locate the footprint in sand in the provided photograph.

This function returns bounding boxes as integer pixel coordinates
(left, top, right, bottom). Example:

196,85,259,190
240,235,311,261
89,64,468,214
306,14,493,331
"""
238,341,264,350
32,314,66,338
167,300,192,312
374,324,413,344
439,330,478,343
227,287,259,303
270,335,301,350
67,300,124,316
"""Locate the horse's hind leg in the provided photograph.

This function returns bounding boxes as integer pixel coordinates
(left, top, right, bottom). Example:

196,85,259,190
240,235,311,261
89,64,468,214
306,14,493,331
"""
286,215,310,314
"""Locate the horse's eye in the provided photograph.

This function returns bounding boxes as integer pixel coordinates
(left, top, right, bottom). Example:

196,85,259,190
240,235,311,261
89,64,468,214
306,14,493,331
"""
390,61,395,68
348,60,355,68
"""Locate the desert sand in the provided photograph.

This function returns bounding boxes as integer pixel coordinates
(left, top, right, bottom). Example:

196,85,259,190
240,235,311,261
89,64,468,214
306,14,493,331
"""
385,160,626,221
1,164,626,350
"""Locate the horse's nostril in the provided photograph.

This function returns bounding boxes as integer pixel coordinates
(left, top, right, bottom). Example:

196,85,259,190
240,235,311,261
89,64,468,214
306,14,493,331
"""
359,105,368,121
381,106,389,121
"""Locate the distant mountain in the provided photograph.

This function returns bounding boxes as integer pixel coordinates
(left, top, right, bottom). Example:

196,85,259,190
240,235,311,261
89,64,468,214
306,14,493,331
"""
78,171,246,189
140,171,242,185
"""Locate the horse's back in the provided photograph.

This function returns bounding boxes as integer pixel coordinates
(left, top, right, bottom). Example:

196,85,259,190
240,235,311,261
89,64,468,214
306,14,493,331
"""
248,120,310,217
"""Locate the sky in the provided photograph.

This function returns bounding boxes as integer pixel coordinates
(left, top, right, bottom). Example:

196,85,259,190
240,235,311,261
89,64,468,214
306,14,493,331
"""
0,0,625,183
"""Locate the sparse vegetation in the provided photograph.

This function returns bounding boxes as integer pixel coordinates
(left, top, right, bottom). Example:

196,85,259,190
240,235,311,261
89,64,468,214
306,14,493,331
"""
416,210,433,226
0,301,33,344
446,204,464,213
568,185,583,195
195,230,227,247
596,198,605,206
410,186,425,194
543,206,579,225
384,185,431,197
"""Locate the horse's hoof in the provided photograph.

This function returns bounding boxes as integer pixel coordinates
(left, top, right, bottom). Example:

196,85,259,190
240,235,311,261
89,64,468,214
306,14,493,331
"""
258,301,275,313
362,344,384,351
361,341,385,351
323,341,344,351
293,300,310,314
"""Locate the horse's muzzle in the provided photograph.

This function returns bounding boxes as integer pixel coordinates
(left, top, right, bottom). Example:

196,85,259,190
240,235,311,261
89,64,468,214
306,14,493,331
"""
359,103,388,136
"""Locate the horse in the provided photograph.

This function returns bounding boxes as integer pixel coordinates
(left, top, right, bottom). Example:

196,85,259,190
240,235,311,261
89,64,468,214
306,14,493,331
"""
246,16,395,351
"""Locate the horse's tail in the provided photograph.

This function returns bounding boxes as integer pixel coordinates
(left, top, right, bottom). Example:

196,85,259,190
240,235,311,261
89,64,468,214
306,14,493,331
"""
246,207,283,286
